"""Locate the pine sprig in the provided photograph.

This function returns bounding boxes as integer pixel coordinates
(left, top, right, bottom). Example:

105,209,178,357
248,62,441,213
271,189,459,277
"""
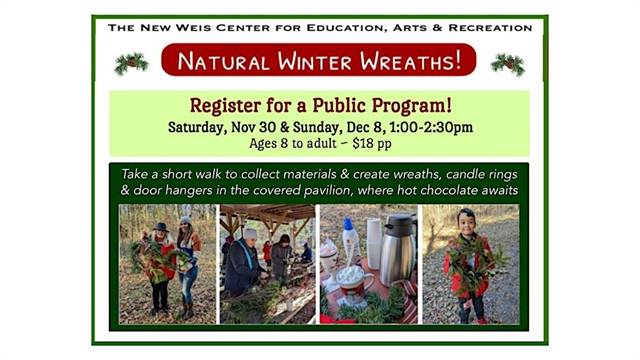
129,238,170,284
114,52,149,76
336,284,405,323
128,241,143,272
320,285,329,315
221,282,284,324
490,53,525,77
132,52,149,70
491,53,508,71
114,55,129,76
446,235,509,295
167,249,191,272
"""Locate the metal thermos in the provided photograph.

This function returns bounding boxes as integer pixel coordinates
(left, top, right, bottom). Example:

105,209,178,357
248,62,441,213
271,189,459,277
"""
379,214,417,287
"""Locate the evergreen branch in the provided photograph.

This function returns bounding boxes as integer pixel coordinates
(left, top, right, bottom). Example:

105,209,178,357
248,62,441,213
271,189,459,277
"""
514,56,524,65
491,53,525,77
114,53,149,75
114,61,129,76
336,284,405,323
137,59,149,71
220,282,284,324
320,286,329,315
491,60,504,71
446,235,509,294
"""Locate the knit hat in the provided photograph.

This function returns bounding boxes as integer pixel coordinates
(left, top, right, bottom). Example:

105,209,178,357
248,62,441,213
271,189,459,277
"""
180,216,191,225
244,228,257,239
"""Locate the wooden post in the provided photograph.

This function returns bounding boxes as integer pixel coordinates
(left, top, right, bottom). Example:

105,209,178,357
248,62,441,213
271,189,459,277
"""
227,212,233,237
290,221,297,252
219,218,230,233
294,218,311,238
270,219,275,242
272,211,289,234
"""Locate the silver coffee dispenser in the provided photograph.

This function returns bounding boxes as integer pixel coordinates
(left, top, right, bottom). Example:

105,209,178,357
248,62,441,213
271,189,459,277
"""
379,213,417,287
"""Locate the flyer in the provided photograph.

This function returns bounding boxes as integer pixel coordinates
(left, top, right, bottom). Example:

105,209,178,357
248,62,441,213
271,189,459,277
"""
91,15,548,345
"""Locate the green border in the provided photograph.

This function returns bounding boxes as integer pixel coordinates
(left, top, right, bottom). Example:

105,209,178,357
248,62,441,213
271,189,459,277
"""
91,14,549,346
108,163,529,332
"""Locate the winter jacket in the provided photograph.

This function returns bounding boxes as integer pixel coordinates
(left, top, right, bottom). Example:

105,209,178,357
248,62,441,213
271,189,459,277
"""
225,238,266,296
301,245,313,263
263,243,272,261
177,231,201,269
222,242,231,266
221,236,234,266
443,234,494,298
271,242,292,277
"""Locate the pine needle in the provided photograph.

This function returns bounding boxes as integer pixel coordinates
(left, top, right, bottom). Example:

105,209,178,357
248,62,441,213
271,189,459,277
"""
221,282,284,324
320,285,329,315
336,284,405,323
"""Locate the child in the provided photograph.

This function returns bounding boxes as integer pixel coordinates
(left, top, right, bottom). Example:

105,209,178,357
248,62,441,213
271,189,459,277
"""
263,241,272,267
443,208,495,324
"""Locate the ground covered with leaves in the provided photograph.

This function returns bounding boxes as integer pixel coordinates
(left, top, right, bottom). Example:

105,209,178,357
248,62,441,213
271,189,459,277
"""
422,218,520,324
119,243,216,324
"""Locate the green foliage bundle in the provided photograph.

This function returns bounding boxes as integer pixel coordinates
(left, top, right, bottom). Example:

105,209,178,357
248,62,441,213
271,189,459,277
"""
128,241,144,273
446,235,509,295
221,282,285,324
320,286,329,315
129,239,170,284
129,240,163,270
167,249,191,273
337,285,405,324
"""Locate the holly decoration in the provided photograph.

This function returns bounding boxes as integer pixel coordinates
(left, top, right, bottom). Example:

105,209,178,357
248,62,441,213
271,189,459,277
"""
446,235,508,296
115,52,149,76
491,53,525,77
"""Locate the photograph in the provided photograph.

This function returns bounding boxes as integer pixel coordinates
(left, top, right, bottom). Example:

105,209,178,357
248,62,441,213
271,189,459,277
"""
422,205,519,325
319,204,419,324
118,204,217,324
219,204,316,324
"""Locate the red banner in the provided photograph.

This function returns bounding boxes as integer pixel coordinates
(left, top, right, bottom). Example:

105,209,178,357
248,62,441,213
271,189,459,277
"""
161,43,476,76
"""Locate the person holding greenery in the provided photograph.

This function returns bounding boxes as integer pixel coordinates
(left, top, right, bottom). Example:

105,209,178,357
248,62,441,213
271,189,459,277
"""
443,208,495,324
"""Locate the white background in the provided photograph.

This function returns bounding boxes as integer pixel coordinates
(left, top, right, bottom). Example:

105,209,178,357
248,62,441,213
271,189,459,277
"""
1,0,639,358
93,17,544,343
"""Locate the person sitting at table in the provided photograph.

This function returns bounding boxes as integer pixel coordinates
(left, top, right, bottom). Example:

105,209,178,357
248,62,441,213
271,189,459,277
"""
301,240,313,263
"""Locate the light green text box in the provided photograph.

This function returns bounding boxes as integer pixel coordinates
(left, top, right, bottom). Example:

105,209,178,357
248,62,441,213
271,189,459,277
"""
110,91,529,157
